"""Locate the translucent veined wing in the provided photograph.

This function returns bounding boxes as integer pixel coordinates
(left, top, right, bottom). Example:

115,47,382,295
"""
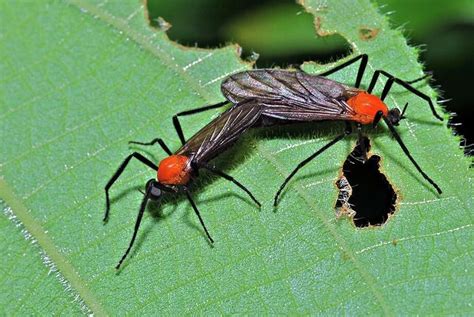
176,101,263,164
221,69,360,122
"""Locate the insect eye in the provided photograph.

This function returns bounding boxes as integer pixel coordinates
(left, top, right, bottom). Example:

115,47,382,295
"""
145,179,162,200
149,186,162,200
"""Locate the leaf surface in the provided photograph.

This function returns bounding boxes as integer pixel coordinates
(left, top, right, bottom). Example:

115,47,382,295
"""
0,0,472,314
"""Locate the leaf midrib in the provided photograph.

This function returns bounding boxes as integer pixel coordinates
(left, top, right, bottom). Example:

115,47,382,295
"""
0,179,107,315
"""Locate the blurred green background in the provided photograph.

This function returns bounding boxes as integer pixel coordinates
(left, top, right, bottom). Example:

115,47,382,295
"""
147,0,473,150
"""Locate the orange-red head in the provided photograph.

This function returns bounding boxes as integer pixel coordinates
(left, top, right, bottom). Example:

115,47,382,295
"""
157,155,191,185
347,92,389,125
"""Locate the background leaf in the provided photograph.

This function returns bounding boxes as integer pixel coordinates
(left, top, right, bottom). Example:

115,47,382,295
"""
1,0,472,314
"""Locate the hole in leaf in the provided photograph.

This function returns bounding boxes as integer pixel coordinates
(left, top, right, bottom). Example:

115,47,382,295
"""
358,26,379,41
335,136,397,227
146,0,351,67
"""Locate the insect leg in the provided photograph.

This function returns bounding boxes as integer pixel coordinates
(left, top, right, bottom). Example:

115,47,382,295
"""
317,54,368,88
104,153,157,223
367,70,443,121
274,124,353,207
129,138,172,155
173,101,229,145
198,163,261,207
383,117,442,194
405,73,432,85
115,183,152,270
184,190,214,243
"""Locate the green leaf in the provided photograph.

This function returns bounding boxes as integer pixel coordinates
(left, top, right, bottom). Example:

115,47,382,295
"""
1,0,472,315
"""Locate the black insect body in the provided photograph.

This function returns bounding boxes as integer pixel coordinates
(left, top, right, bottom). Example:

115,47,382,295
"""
185,54,443,206
105,102,262,269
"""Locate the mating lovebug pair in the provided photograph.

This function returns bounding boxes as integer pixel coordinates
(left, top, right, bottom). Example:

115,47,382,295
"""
105,54,443,269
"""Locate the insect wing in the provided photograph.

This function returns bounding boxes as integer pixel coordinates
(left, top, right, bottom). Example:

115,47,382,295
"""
176,101,262,164
295,71,356,100
222,69,310,104
222,69,358,122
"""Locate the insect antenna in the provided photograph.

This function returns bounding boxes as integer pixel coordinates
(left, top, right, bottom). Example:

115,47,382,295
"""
400,102,409,120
